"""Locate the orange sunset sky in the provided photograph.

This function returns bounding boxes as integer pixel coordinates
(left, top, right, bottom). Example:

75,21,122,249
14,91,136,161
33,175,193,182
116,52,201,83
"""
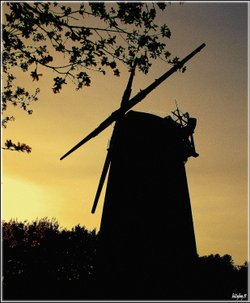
2,2,248,265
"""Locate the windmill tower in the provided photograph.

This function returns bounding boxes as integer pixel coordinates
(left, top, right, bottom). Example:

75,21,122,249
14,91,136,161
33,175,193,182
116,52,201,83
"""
95,109,199,299
60,44,206,299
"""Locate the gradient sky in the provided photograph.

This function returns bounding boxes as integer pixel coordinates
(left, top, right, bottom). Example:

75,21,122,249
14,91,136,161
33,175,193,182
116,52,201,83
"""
2,2,248,265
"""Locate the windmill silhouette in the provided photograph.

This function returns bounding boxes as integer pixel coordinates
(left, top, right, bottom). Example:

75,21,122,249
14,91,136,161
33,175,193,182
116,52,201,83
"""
60,43,206,299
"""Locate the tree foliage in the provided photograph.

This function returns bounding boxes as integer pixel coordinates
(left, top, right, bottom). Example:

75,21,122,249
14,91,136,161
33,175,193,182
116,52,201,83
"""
2,218,248,300
2,139,32,153
2,218,97,299
2,2,180,152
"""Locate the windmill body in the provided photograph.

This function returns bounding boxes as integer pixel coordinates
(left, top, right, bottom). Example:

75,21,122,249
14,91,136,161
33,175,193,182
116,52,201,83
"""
95,110,198,299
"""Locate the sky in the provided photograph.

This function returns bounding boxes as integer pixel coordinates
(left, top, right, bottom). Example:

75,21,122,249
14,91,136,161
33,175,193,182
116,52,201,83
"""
2,2,249,265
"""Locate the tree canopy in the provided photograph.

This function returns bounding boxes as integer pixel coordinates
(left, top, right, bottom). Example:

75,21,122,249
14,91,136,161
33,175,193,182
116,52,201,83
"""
2,218,248,300
2,2,180,152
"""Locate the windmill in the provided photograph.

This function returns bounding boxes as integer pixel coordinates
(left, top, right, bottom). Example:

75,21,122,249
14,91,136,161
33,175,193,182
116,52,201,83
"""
60,43,206,299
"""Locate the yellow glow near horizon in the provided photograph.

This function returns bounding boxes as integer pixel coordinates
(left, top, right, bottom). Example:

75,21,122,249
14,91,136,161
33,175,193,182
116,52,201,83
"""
2,176,55,222
2,174,106,230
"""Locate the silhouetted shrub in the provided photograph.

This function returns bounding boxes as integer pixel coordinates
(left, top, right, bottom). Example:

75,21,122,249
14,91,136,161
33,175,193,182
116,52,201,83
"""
195,254,248,300
2,218,97,300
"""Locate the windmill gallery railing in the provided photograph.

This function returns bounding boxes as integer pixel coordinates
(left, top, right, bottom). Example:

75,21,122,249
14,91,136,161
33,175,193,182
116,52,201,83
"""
60,43,206,213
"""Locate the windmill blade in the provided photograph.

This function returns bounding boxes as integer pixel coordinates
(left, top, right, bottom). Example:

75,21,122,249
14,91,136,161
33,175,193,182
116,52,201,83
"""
60,61,138,161
120,58,137,107
91,60,138,214
91,150,112,214
60,115,115,160
60,43,206,160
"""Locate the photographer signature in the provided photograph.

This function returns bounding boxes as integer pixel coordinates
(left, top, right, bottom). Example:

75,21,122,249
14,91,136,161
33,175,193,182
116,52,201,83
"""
232,293,247,300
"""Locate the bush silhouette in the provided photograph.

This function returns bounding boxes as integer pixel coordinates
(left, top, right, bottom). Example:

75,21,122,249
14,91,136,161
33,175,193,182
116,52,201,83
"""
2,218,248,300
3,218,97,300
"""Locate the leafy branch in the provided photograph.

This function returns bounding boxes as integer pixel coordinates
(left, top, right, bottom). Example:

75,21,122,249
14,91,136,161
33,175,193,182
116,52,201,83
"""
3,139,32,153
2,2,177,152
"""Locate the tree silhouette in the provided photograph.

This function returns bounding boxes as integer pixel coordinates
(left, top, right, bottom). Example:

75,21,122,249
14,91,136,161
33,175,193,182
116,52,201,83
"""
2,2,181,152
2,218,248,300
2,218,97,300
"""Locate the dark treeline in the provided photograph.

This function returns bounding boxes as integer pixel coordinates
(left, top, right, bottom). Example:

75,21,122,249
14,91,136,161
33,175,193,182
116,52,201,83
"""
2,218,248,301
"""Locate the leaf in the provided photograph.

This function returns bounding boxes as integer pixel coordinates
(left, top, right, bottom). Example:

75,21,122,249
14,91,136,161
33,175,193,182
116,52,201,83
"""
109,61,117,69
76,72,91,89
52,77,67,93
3,139,32,153
30,70,42,81
157,3,167,10
113,69,120,77
161,24,171,38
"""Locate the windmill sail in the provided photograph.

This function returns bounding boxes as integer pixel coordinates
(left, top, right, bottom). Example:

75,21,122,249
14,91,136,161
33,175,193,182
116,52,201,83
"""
60,43,206,160
91,61,138,214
